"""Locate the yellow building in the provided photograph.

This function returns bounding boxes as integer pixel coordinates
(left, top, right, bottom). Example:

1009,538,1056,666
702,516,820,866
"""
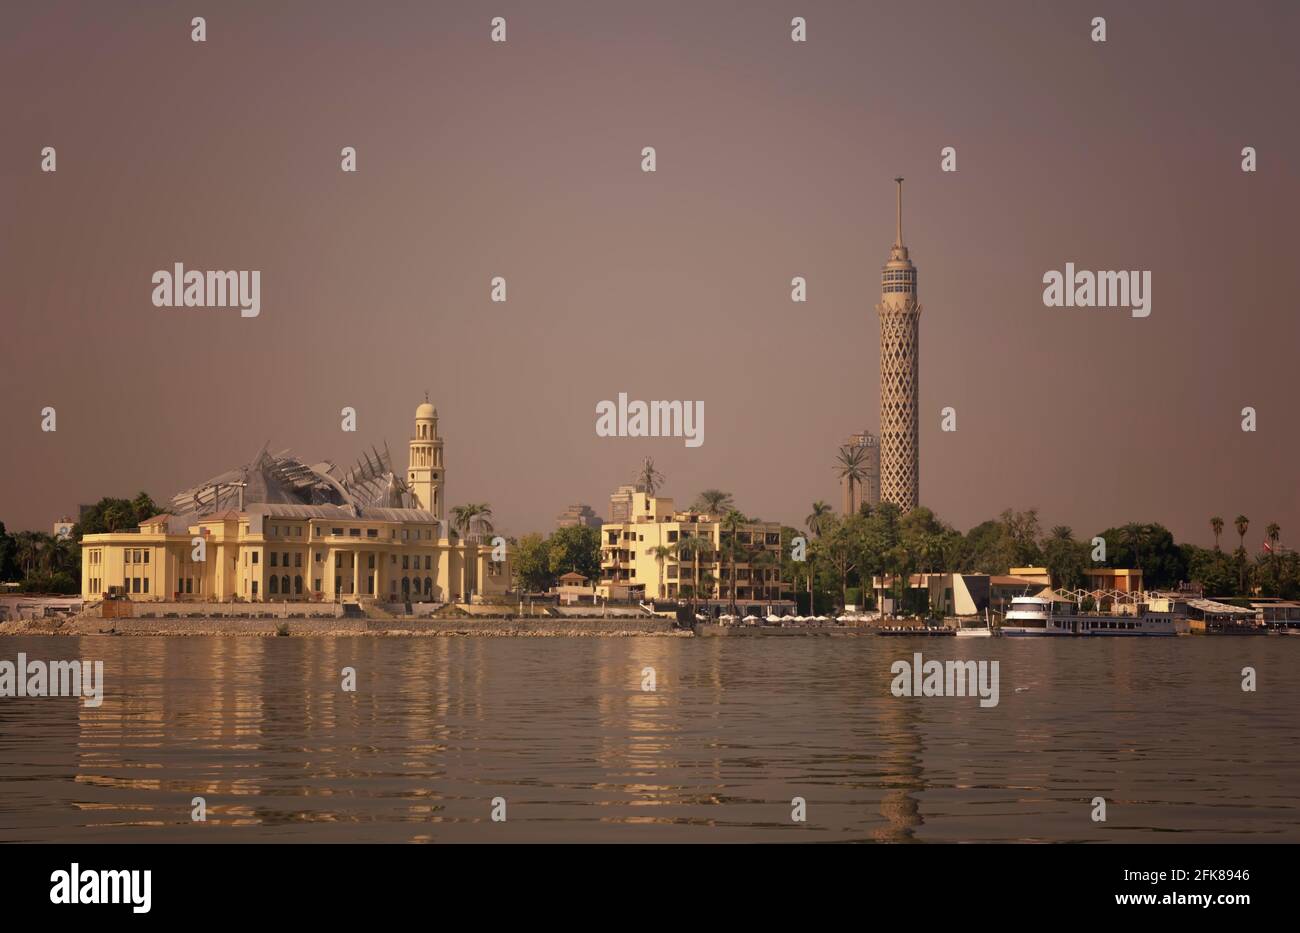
80,401,508,605
598,493,794,610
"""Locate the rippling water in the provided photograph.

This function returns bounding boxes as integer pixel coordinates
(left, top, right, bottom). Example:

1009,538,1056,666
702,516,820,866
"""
1,635,1297,842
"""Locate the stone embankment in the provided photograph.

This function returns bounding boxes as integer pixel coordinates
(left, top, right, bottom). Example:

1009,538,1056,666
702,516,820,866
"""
0,613,683,637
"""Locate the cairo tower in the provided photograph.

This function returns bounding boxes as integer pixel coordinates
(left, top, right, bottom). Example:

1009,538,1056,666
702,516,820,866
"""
876,177,921,511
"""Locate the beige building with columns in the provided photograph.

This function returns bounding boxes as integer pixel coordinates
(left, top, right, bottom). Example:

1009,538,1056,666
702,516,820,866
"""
80,400,508,604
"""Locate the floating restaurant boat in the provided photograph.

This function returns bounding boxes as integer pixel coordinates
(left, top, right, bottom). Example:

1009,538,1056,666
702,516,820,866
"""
876,625,955,637
692,622,869,637
1000,596,1177,637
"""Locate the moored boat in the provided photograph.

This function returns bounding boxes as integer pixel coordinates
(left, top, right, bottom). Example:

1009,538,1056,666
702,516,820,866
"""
1001,596,1177,637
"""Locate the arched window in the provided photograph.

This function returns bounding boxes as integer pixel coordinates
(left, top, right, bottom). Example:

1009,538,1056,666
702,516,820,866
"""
423,577,432,598
294,575,303,595
401,577,410,598
282,576,290,595
268,575,278,594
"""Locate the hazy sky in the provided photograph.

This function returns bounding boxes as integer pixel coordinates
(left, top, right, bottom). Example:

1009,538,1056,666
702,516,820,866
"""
2,1,1297,547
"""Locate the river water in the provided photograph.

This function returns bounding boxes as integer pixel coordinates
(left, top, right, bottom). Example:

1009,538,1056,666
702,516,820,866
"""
1,634,1296,842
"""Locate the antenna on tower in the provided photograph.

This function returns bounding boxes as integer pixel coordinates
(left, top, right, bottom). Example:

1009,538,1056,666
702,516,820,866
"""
894,177,904,247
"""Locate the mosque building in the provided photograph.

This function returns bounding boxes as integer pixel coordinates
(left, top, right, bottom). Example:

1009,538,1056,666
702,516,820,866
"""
79,399,508,604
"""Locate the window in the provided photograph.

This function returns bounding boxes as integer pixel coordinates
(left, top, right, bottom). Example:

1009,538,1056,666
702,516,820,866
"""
424,556,431,570
143,578,149,593
367,528,378,538
143,550,149,564
403,556,410,570
295,553,302,567
332,528,343,536
252,552,259,564
349,528,360,537
269,576,279,594
270,552,278,567
335,554,342,568
282,553,289,567
314,552,322,563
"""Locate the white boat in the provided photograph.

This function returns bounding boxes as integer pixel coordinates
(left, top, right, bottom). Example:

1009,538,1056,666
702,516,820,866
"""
1001,596,1177,637
954,608,995,637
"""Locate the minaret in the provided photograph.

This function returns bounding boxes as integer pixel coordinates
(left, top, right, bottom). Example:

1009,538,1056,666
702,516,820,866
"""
876,178,921,511
408,394,445,520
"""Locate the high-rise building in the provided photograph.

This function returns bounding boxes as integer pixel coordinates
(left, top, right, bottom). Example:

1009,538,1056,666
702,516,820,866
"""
556,503,601,530
876,177,921,511
608,484,640,523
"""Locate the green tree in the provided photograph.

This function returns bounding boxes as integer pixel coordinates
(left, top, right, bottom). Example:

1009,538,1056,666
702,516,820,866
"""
513,532,554,592
0,522,14,581
1042,526,1086,590
548,525,602,582
1210,516,1224,551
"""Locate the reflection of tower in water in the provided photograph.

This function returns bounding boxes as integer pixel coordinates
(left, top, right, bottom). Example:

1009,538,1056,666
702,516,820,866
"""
871,682,925,841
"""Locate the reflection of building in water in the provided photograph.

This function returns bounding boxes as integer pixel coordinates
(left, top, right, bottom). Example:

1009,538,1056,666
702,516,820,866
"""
79,399,509,605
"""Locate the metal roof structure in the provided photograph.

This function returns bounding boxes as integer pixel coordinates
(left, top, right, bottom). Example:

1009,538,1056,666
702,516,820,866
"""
163,442,421,533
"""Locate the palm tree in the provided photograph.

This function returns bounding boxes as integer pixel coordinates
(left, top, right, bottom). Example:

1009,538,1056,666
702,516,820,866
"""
637,457,664,498
13,531,39,579
451,503,494,542
721,509,746,613
835,445,868,515
806,501,833,539
647,544,673,600
676,533,710,616
747,545,776,604
102,502,133,533
1267,522,1281,574
692,489,734,517
1120,522,1148,570
1234,515,1250,594
1211,516,1224,551
40,533,70,575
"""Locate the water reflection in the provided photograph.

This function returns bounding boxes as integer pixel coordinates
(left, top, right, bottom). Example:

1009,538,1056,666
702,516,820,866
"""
0,635,1296,842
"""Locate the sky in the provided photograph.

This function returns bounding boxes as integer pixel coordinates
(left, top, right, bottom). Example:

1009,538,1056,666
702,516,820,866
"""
1,0,1297,547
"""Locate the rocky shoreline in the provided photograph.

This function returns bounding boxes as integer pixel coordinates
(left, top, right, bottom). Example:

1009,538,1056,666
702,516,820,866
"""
0,614,685,638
